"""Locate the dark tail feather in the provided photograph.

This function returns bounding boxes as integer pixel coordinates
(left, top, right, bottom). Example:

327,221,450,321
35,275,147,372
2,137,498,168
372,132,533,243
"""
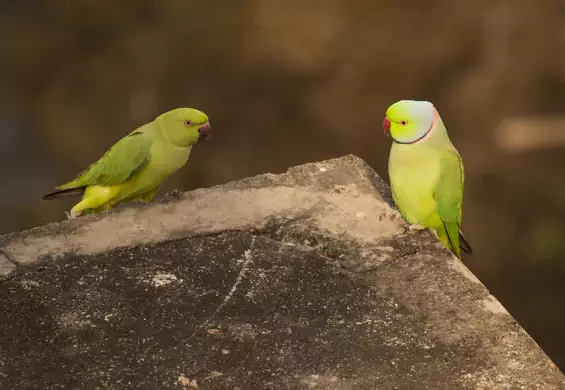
42,187,85,200
459,230,473,255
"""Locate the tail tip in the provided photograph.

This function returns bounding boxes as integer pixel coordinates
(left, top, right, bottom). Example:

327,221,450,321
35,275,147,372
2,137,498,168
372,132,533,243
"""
41,187,84,200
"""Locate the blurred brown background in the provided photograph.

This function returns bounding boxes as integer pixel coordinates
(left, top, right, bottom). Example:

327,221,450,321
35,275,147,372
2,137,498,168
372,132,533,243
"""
2,0,565,371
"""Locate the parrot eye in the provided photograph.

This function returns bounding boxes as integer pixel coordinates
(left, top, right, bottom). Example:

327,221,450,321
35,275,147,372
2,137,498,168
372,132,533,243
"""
184,120,192,126
400,120,408,125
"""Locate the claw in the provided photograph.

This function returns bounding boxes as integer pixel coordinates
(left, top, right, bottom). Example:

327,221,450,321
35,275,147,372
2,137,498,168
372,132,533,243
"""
408,224,427,231
65,210,81,220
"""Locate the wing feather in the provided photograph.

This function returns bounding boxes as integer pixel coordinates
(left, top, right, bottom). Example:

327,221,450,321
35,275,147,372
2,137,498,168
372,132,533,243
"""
45,132,152,197
433,150,464,257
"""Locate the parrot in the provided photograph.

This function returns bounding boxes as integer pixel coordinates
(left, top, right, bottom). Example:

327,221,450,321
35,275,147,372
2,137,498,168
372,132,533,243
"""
382,100,472,259
42,107,212,219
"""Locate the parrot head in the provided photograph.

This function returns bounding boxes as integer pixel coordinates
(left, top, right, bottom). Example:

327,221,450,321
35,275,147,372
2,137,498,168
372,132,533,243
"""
382,100,436,144
157,108,212,147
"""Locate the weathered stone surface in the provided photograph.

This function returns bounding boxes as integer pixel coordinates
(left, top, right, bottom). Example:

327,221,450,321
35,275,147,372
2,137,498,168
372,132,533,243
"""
0,252,16,278
0,155,563,389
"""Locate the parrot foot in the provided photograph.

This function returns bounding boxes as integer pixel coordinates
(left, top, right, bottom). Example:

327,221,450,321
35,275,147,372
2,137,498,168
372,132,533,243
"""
408,224,427,231
65,210,81,220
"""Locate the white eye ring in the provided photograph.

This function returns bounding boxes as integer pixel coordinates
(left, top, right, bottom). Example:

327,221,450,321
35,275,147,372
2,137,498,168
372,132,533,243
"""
184,120,192,126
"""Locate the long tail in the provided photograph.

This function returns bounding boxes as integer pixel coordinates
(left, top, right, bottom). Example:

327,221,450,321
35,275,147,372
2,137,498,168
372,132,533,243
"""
42,187,85,200
459,230,473,255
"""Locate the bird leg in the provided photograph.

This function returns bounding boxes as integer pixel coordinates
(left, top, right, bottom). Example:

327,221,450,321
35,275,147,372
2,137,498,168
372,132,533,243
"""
139,187,160,203
65,209,82,220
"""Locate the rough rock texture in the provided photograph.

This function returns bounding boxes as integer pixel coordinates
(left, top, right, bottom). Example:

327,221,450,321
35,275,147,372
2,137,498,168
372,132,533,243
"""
0,155,563,390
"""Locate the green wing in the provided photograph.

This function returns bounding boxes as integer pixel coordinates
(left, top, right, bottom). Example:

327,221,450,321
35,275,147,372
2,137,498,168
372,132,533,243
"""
433,150,464,257
56,132,152,190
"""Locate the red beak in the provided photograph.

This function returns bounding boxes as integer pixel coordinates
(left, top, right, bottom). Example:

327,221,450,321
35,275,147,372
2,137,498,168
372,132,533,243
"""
383,117,391,136
198,122,212,140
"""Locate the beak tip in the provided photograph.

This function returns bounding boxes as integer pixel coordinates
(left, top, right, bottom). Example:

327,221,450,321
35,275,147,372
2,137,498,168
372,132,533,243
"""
197,122,212,140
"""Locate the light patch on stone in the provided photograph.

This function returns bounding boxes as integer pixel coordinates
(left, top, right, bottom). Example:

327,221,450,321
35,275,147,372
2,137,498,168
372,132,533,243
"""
206,328,224,336
332,184,356,194
383,336,408,347
203,371,223,380
447,258,483,285
300,374,340,389
152,273,179,287
1,159,404,265
458,369,529,390
370,252,392,263
19,279,40,291
0,253,15,277
382,208,402,220
482,295,509,315
178,375,198,388
58,312,94,330
507,360,525,371
311,187,403,243
229,323,271,341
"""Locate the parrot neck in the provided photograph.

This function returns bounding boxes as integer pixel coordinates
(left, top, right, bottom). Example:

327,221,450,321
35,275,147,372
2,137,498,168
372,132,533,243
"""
155,117,192,148
393,109,449,146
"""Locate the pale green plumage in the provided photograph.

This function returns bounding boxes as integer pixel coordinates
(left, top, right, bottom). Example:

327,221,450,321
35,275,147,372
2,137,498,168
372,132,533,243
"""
42,108,212,218
384,100,472,259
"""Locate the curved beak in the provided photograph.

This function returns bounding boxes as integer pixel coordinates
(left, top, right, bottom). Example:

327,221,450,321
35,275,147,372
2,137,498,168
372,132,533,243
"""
198,122,212,140
383,117,391,137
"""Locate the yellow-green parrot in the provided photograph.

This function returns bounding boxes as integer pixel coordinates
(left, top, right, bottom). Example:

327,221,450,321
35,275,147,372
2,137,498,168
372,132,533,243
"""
42,107,212,219
383,100,472,259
